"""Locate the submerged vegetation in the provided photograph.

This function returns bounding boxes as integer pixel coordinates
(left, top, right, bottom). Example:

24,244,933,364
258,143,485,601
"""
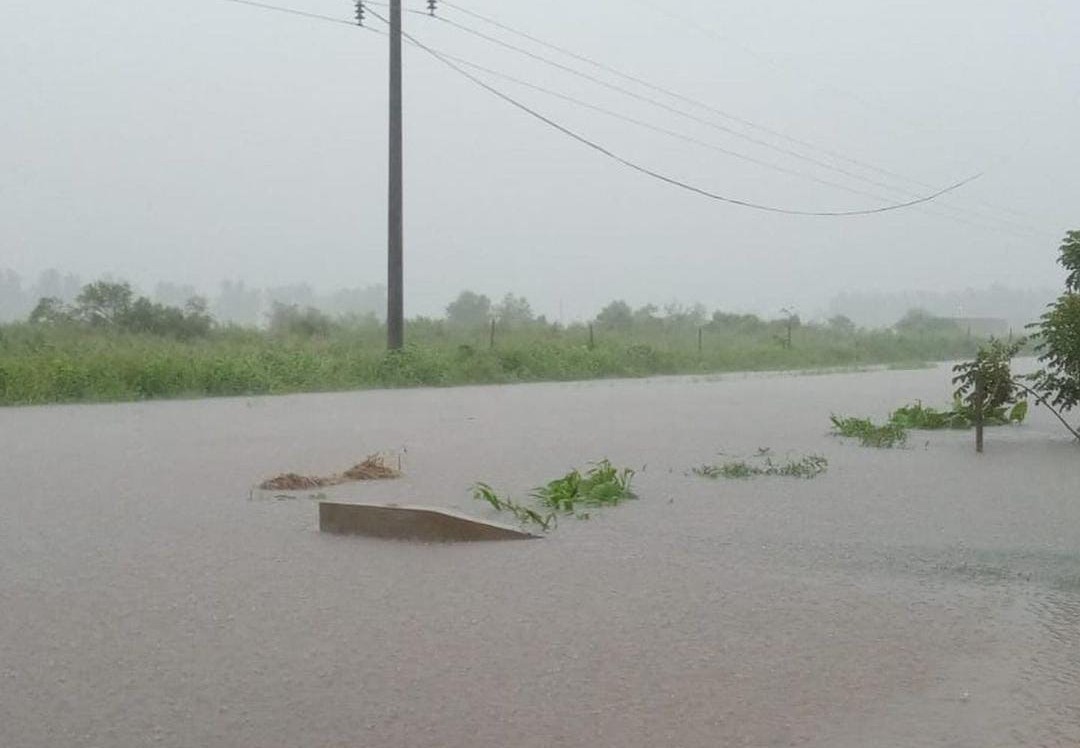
472,483,557,532
530,459,637,513
694,452,829,479
473,460,637,530
832,338,1034,452
831,394,1030,448
830,416,911,448
836,229,1080,455
0,280,994,406
831,394,1029,449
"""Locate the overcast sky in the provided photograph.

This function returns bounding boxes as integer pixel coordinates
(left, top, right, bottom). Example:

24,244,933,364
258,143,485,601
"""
2,0,1077,320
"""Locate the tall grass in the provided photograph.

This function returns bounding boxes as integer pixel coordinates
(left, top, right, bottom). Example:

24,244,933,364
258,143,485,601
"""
0,318,988,406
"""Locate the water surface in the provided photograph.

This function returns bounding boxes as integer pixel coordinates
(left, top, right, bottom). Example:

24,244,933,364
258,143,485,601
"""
2,365,1078,746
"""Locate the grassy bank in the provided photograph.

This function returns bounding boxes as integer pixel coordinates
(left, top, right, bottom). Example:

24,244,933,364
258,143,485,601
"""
0,317,992,406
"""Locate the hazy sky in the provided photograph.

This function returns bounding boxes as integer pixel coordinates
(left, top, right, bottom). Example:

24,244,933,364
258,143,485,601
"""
2,0,1077,320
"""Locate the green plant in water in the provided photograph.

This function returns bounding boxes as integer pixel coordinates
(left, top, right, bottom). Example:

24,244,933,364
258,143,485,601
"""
831,380,1030,452
772,454,829,478
471,459,637,530
889,401,965,430
472,482,556,532
694,461,756,479
694,453,828,479
530,459,636,513
830,415,909,448
889,399,1027,430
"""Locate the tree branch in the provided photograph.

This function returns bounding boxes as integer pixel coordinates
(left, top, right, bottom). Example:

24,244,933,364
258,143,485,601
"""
1011,379,1080,442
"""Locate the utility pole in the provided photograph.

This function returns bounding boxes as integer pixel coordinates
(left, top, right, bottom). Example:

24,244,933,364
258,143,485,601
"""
386,0,404,349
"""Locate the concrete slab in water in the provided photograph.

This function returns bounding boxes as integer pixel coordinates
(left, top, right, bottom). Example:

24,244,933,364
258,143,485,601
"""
318,501,540,542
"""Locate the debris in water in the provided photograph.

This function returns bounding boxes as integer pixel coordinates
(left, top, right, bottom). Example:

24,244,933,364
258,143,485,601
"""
258,454,402,491
342,455,402,481
259,473,331,491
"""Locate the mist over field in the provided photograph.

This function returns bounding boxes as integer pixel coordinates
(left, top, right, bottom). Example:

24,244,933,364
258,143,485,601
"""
3,3,1080,746
2,0,1077,322
0,267,1061,336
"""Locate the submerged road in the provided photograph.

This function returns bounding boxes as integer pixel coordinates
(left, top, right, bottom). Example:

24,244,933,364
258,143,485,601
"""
2,364,1079,746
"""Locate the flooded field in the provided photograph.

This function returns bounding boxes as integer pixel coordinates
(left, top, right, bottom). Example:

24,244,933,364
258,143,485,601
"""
2,364,1078,747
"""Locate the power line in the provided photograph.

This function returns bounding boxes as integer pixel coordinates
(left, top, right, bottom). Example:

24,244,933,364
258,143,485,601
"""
626,0,941,135
444,54,892,198
370,25,1038,235
429,19,973,201
432,1,1046,233
344,20,1022,234
349,20,1030,234
220,0,982,217
438,0,913,185
435,54,1041,238
360,6,981,217
223,0,358,26
230,0,1042,234
619,0,1040,223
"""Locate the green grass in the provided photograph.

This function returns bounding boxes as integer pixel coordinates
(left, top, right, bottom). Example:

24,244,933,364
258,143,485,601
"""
0,318,990,406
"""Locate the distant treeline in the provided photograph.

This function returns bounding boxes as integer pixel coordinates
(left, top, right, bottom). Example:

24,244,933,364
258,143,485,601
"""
0,279,1003,406
0,269,385,325
7,279,994,340
0,267,1054,332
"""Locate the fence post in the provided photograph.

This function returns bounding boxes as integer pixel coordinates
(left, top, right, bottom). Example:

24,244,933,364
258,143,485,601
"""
974,375,985,454
588,324,595,350
698,327,703,355
489,318,496,350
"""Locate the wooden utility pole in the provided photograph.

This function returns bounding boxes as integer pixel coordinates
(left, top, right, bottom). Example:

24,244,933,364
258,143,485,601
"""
386,0,404,349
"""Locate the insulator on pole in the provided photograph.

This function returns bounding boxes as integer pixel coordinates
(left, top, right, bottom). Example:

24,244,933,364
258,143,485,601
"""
355,0,365,26
427,0,437,16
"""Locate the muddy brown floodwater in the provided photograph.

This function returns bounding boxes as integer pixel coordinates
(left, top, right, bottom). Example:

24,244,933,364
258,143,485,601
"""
2,364,1079,747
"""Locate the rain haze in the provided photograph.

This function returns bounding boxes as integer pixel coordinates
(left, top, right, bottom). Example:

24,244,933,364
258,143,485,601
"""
4,4,1080,748
2,0,1078,321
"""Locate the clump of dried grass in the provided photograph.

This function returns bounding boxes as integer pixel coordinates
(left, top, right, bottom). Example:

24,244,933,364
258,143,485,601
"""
258,454,401,491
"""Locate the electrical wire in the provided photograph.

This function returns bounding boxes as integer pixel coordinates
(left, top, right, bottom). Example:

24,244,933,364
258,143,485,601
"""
433,1,1046,233
356,19,1022,233
220,0,984,217
430,19,973,200
618,0,1041,222
439,0,911,183
360,6,981,217
627,0,959,162
223,0,358,27
436,53,1039,237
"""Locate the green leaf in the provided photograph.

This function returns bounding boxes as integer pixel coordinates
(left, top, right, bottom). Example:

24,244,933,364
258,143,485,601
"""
1009,400,1028,423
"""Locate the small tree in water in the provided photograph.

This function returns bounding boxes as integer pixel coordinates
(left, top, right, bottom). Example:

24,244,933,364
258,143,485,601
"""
956,230,1080,451
953,339,1028,453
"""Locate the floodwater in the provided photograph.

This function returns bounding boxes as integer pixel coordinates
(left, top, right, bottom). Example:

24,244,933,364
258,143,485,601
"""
2,364,1078,747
